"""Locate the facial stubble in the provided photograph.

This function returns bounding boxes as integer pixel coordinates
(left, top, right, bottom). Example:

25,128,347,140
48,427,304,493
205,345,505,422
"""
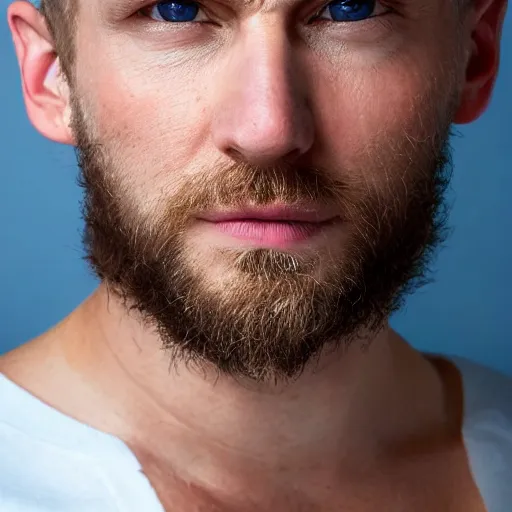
72,93,455,383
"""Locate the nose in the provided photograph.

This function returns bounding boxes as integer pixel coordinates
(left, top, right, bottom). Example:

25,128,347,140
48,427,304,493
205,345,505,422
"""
211,26,315,166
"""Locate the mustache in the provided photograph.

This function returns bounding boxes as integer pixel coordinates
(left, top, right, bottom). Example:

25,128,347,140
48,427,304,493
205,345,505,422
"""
162,162,352,216
76,138,362,233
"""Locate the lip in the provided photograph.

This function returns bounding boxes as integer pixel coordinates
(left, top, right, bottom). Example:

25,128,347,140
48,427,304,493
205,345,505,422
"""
198,205,337,224
196,205,340,249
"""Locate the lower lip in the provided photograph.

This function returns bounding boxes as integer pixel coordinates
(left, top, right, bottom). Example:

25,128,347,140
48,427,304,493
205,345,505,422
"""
204,219,333,248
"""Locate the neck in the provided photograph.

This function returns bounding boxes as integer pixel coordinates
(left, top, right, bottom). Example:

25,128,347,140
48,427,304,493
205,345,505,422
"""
11,284,447,489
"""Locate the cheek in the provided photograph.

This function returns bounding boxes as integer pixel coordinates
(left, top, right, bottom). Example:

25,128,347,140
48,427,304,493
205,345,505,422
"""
76,50,211,201
313,50,453,181
74,23,456,210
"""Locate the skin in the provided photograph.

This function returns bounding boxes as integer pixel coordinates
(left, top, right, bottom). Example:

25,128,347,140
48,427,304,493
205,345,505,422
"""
1,0,508,509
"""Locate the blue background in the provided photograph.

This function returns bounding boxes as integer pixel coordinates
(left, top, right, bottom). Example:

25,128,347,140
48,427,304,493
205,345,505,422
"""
1,2,511,374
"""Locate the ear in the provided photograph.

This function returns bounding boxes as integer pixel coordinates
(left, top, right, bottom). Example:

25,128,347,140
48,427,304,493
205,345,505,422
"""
8,1,74,145
453,0,508,124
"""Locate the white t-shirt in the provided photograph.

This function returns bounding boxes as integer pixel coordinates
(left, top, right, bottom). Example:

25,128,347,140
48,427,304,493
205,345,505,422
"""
0,356,511,511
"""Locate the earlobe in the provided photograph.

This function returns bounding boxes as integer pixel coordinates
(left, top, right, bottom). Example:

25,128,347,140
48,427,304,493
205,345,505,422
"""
8,1,75,145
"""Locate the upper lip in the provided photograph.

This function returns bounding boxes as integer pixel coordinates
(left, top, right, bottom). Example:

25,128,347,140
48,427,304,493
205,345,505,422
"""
198,205,338,223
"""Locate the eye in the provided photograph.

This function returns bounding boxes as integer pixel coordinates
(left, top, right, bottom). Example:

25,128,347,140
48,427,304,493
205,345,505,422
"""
143,1,208,23
314,0,384,22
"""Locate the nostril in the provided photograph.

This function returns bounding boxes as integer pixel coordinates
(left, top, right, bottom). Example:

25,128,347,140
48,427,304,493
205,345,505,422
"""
226,146,303,166
283,148,302,162
226,147,245,162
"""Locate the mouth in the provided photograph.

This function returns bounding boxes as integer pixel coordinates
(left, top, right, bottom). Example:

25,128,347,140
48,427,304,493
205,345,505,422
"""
196,205,340,249
199,204,337,224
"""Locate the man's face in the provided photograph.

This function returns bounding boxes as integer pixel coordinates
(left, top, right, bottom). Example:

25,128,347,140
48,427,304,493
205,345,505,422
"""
69,0,463,381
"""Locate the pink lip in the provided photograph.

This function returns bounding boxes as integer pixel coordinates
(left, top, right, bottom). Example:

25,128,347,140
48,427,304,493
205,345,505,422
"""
199,205,336,223
197,206,338,249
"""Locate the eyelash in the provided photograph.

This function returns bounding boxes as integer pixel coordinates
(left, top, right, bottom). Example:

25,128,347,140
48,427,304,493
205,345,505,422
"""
137,0,392,26
137,2,209,23
311,3,388,24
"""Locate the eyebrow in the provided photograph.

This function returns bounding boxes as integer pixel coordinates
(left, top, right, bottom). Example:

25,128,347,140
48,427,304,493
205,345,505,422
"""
101,0,149,19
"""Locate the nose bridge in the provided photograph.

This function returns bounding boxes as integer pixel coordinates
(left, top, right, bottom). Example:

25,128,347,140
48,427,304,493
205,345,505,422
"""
211,22,314,164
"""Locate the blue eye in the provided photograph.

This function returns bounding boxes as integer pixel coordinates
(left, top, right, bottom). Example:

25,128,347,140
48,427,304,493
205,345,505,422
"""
148,1,204,22
317,0,378,22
